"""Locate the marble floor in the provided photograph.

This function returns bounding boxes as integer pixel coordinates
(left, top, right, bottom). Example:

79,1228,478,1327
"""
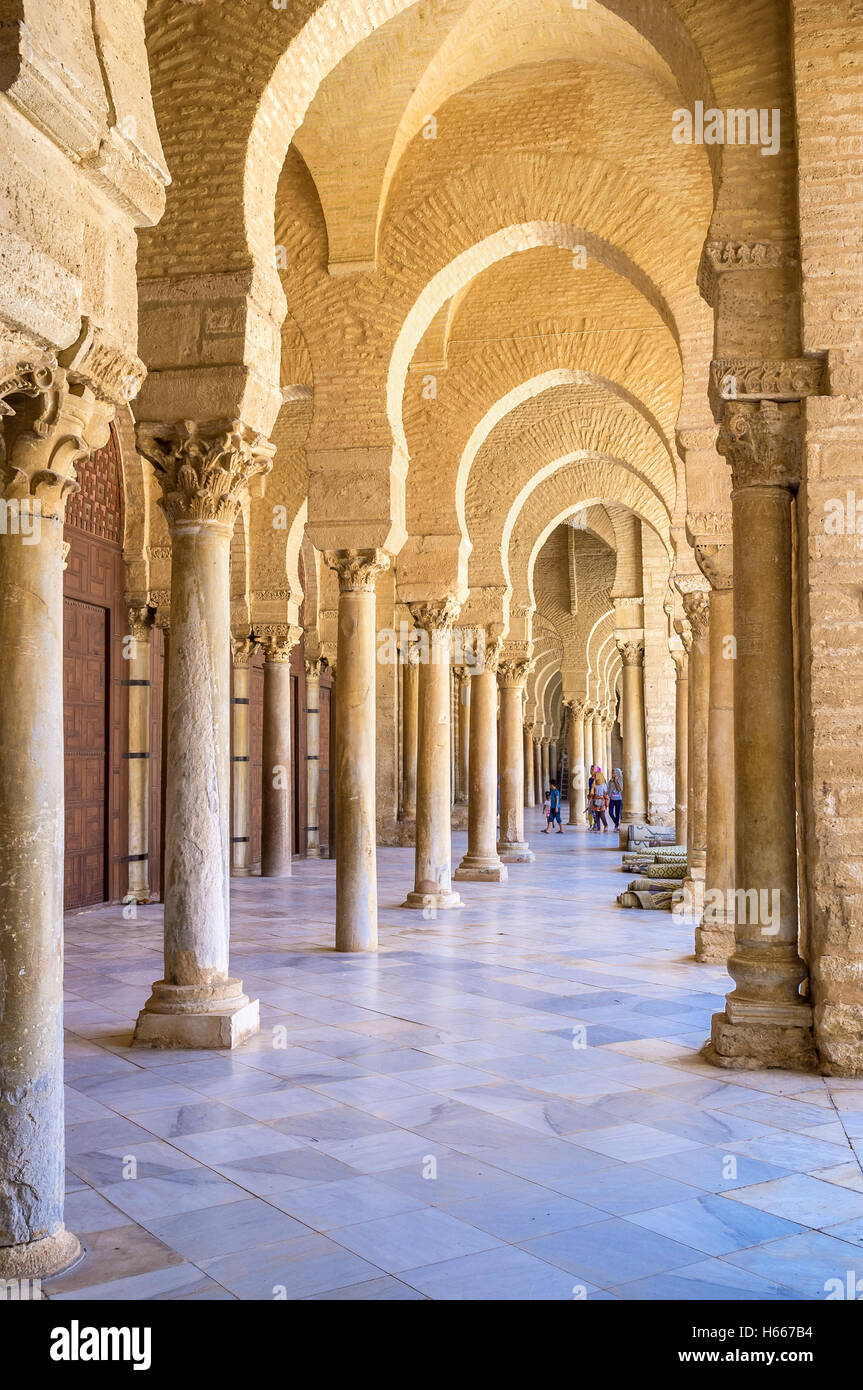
50,811,863,1301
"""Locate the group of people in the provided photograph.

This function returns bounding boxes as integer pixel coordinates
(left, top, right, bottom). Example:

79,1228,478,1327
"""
540,766,623,834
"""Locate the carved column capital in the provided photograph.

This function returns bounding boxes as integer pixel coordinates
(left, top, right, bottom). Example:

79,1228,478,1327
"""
717,400,803,492
323,547,391,592
137,418,274,529
475,634,503,675
695,541,734,591
616,637,644,668
231,634,259,666
673,616,693,653
257,625,303,663
497,658,531,691
682,591,710,641
407,597,461,633
671,646,689,677
304,656,326,679
126,604,153,642
0,362,109,521
565,698,586,719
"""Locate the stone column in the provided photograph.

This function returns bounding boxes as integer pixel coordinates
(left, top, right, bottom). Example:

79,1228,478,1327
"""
455,667,470,804
709,401,814,1068
540,737,550,792
125,604,153,904
404,599,462,909
230,635,257,877
549,740,558,784
455,639,507,883
259,629,300,878
133,420,271,1048
604,718,613,780
305,656,325,857
523,722,536,806
682,592,710,920
697,545,736,963
327,664,337,859
616,640,648,820
0,364,104,1278
672,646,689,848
582,705,594,789
533,735,543,806
591,709,604,772
323,549,391,948
567,700,585,823
402,647,419,821
498,660,535,862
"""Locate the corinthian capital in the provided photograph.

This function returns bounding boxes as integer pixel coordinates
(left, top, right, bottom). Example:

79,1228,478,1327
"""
323,548,391,592
497,658,531,691
717,400,803,492
682,591,710,641
138,418,274,528
231,634,259,666
407,597,461,633
616,637,644,668
257,625,302,663
305,656,326,679
126,604,153,642
0,362,109,520
565,698,586,719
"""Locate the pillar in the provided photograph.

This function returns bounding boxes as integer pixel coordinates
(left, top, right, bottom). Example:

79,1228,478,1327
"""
697,548,736,963
672,646,689,849
404,600,461,908
133,419,270,1048
259,629,300,878
523,722,536,806
682,592,710,921
328,664,337,859
305,656,325,857
402,647,419,821
323,549,390,948
616,640,648,820
591,708,604,773
125,604,153,904
567,700,585,824
0,365,104,1278
455,667,470,805
549,740,558,784
541,737,550,792
709,401,814,1069
230,635,256,877
604,718,613,780
498,659,535,863
533,736,543,806
455,639,507,883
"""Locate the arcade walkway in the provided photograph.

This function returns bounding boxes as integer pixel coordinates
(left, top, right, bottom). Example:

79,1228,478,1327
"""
51,814,863,1301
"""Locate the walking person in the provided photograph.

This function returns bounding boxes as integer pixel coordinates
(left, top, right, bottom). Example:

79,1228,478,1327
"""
608,767,623,830
541,788,551,832
590,767,610,832
548,780,563,833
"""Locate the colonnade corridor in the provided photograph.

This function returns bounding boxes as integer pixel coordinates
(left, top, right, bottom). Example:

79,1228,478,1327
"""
49,813,863,1303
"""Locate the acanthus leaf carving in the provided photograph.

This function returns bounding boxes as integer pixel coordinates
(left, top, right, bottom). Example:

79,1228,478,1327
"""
138,418,274,527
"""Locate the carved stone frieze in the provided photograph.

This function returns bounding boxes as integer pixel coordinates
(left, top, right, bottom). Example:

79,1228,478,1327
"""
697,240,798,308
709,358,824,420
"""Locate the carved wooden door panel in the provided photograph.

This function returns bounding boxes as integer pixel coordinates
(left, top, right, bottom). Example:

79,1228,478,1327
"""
64,597,108,908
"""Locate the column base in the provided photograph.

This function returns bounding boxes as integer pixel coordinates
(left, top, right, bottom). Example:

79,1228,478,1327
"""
230,866,252,878
0,1227,82,1281
133,978,260,1049
695,908,735,964
402,888,462,910
307,846,323,859
497,841,535,864
454,854,508,883
705,1006,817,1071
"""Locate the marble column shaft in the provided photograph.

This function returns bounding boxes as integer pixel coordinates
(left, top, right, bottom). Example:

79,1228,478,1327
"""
567,702,585,823
523,723,536,807
305,657,324,857
498,661,534,863
455,642,507,883
617,641,648,820
673,649,689,849
404,599,461,908
402,650,419,821
699,573,736,963
126,605,153,904
230,637,256,877
325,549,390,948
260,635,298,878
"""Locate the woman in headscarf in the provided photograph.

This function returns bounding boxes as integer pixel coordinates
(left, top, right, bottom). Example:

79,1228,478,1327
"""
608,768,623,830
589,767,610,832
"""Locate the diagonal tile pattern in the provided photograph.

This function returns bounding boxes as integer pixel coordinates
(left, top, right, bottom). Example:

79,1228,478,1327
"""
49,815,863,1301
